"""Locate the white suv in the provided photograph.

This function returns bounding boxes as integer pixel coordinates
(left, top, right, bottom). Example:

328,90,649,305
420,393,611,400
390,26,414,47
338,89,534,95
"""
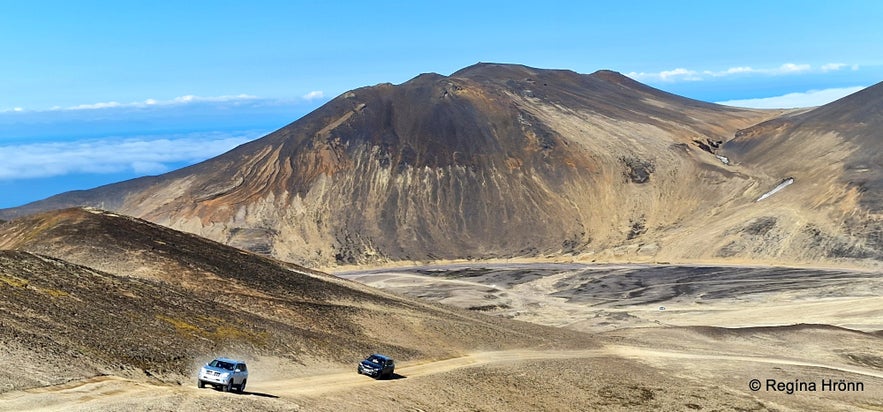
197,358,248,392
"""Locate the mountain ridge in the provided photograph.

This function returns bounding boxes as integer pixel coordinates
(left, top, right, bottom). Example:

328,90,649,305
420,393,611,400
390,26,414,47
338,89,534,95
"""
1,63,880,267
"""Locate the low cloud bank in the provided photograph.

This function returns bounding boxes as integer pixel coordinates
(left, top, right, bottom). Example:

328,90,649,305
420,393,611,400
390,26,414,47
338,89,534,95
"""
715,86,866,108
0,132,258,180
627,62,858,83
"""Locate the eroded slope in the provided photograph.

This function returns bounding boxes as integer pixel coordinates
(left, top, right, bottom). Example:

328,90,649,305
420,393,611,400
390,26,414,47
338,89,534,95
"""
0,208,593,393
0,64,781,266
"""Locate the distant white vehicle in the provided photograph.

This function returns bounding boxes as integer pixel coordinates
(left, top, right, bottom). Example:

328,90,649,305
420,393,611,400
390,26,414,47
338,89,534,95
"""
198,358,248,392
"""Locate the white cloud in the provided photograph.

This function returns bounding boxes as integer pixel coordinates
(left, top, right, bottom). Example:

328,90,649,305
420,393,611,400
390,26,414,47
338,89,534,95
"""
170,94,258,104
715,86,866,109
707,66,756,76
66,94,260,111
68,101,124,110
2,92,329,114
627,70,663,81
820,63,860,72
659,68,701,81
821,63,846,72
701,67,756,77
628,62,853,82
777,63,811,73
302,90,324,100
173,95,197,103
1,94,263,113
0,132,256,180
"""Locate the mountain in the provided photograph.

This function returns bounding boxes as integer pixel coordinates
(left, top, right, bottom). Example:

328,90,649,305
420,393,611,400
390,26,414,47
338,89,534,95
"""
724,81,883,213
0,207,588,391
2,63,879,267
718,82,883,261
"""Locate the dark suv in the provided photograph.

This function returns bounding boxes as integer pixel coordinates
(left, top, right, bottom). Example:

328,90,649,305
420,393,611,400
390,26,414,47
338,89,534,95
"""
357,354,395,379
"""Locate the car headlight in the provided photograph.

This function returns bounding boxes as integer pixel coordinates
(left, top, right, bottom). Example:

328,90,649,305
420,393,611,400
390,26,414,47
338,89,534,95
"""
220,372,230,379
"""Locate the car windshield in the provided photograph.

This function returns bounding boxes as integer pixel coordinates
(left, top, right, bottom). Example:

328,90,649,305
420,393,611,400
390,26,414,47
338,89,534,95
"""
209,360,235,370
367,356,384,364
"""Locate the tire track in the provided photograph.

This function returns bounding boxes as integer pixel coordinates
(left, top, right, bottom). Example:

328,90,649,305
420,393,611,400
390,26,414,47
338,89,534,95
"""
3,345,880,410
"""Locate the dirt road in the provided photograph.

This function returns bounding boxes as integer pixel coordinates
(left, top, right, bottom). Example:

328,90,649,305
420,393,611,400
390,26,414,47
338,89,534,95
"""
3,344,880,411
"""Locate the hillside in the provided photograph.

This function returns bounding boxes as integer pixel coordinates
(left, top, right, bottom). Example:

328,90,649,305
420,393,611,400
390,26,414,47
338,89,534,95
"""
717,83,883,262
0,208,591,393
2,217,880,410
2,63,881,267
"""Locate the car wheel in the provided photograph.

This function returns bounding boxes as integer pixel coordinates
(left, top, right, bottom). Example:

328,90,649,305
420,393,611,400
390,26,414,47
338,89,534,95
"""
357,367,362,375
223,380,232,392
238,379,247,393
197,380,205,388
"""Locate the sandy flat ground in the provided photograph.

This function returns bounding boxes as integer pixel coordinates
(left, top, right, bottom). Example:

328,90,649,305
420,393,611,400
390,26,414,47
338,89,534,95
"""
3,343,881,411
3,263,881,411
338,263,883,332
333,263,883,410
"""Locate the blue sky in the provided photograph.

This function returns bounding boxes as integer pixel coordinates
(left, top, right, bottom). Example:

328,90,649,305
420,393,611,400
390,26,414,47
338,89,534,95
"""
1,1,881,208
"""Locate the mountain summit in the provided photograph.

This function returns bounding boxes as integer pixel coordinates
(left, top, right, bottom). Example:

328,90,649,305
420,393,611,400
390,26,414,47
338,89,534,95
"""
3,63,880,266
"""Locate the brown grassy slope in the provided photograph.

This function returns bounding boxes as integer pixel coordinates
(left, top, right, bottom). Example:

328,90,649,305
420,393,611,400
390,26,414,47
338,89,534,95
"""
0,63,790,267
0,208,594,392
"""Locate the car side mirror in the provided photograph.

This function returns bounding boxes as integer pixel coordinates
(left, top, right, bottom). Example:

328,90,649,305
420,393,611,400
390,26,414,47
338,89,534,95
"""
235,369,241,372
